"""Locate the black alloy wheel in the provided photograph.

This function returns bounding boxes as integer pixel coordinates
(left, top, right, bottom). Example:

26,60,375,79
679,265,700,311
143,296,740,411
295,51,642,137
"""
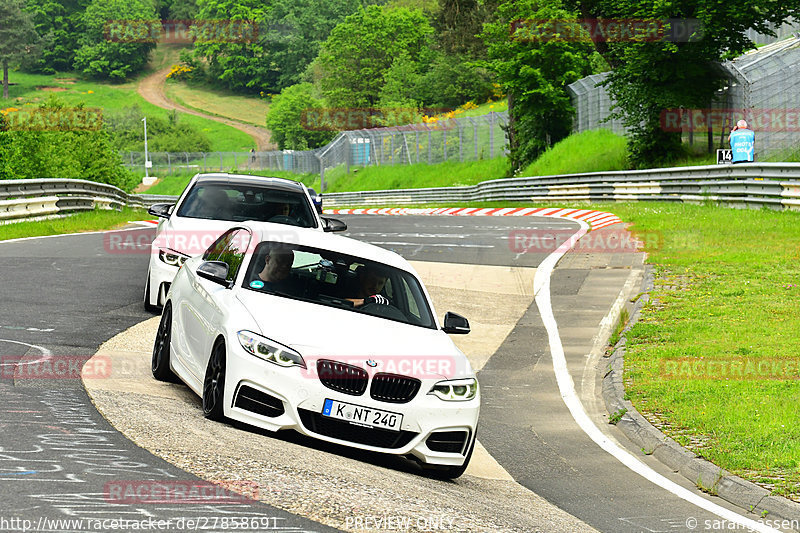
152,304,177,381
202,339,227,421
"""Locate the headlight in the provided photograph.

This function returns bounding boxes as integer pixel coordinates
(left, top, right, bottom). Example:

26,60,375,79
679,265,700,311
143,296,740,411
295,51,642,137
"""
159,249,189,267
237,331,305,368
428,378,478,401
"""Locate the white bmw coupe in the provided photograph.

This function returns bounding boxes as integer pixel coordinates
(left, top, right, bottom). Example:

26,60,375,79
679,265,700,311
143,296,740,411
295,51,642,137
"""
152,222,480,478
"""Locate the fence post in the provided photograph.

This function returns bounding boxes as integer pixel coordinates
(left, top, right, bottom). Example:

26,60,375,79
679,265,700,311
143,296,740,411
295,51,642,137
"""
490,113,495,158
391,134,394,165
219,153,223,171
443,127,447,162
234,153,237,169
167,153,172,174
415,131,419,163
428,130,432,164
459,125,463,162
203,153,207,172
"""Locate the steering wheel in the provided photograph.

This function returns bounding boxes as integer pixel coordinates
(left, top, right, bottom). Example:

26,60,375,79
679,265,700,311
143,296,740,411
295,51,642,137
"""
267,215,298,225
359,302,407,321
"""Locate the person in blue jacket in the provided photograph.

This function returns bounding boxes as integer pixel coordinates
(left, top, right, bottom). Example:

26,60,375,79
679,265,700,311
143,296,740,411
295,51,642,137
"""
728,119,755,163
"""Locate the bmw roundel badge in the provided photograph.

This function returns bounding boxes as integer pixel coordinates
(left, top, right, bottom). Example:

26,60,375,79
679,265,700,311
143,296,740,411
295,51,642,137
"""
366,359,378,368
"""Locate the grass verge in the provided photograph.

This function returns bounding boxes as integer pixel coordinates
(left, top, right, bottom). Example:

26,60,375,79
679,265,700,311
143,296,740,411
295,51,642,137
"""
2,71,254,152
143,169,319,196
0,208,150,241
605,202,800,501
323,157,508,193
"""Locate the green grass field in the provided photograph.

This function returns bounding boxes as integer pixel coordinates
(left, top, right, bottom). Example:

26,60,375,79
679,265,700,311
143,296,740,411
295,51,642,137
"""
0,208,150,241
165,80,271,127
1,71,254,152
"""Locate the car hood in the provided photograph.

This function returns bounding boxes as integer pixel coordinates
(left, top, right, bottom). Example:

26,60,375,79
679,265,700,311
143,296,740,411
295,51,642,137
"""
235,291,471,380
154,217,241,257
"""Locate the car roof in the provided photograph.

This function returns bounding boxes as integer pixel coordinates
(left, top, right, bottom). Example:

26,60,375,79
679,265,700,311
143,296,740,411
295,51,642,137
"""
240,222,415,273
193,173,308,194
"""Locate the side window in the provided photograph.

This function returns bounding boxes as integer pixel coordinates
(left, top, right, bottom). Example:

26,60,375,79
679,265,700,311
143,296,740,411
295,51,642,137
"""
203,230,234,262
203,229,251,282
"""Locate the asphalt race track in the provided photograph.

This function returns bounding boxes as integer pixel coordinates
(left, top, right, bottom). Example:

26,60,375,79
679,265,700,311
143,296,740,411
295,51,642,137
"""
0,215,783,533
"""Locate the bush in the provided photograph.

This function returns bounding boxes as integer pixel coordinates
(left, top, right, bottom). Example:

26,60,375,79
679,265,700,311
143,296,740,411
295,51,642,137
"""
1,96,138,190
104,106,212,153
266,83,336,150
415,54,494,109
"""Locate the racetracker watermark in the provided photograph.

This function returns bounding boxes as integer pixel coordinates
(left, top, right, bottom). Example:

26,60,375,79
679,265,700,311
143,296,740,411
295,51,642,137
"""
661,108,800,133
305,355,464,380
104,19,259,43
509,228,661,254
661,358,800,381
103,480,259,504
104,228,299,257
300,108,451,131
1,108,102,132
510,18,703,43
1,355,111,380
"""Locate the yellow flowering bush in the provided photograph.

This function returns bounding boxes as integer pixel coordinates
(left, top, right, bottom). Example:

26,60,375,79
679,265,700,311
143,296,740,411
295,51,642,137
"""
166,64,194,81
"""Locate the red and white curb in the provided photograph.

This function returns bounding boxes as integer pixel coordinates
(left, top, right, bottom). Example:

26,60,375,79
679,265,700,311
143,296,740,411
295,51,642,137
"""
323,207,622,231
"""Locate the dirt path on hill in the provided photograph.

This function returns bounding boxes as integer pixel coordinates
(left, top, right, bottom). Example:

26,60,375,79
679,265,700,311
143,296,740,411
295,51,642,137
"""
137,65,276,151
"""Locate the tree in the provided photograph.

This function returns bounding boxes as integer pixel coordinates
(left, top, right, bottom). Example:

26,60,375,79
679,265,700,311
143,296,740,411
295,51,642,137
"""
482,0,592,173
435,0,488,57
565,0,800,166
190,0,273,92
265,0,377,91
24,0,90,73
73,0,158,81
265,83,336,150
0,112,12,179
315,5,434,109
0,0,42,99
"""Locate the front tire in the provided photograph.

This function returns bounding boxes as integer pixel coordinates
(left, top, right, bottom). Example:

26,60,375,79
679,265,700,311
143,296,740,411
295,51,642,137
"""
152,304,177,382
202,339,227,421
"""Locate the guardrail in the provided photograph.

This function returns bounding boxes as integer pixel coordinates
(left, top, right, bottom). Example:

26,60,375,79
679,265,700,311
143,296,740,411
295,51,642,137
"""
2,163,799,222
0,179,149,221
320,163,800,210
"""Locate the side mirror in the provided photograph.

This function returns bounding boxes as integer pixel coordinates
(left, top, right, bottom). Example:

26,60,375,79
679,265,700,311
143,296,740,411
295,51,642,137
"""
148,203,173,219
197,261,230,286
442,312,470,334
322,217,347,233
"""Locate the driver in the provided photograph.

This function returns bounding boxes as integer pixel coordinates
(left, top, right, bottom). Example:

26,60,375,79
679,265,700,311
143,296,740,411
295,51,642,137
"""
254,244,303,296
345,265,389,308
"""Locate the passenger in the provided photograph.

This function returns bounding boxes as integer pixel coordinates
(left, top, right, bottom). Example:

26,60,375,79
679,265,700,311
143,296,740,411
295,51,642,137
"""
346,266,390,308
253,245,303,296
200,187,231,219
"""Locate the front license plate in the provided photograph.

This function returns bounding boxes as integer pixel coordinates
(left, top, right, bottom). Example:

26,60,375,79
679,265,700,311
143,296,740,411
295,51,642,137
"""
322,399,402,431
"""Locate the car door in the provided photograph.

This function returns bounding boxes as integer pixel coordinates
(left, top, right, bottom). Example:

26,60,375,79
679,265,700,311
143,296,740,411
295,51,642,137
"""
180,228,252,383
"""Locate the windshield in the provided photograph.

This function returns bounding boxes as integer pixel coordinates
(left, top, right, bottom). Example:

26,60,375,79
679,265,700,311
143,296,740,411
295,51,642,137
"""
242,242,436,329
176,182,317,228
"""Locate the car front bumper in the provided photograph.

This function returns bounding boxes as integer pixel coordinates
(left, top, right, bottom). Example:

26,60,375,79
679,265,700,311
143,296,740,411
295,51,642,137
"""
223,342,480,466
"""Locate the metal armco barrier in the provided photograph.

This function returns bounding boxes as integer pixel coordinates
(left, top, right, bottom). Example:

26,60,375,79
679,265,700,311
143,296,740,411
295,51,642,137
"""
2,163,800,222
321,163,800,210
0,179,149,221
